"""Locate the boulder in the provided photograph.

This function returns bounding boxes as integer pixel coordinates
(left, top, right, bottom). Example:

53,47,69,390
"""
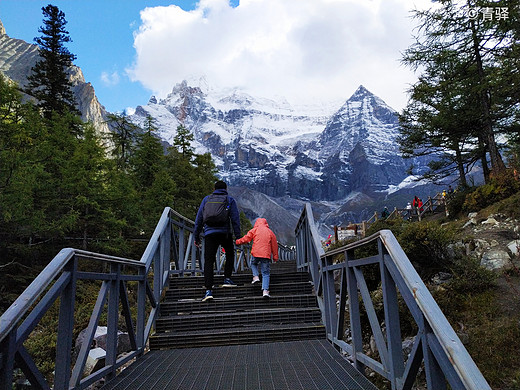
84,347,106,376
431,272,452,285
482,217,499,226
480,249,512,271
402,337,415,357
507,240,520,257
74,326,132,361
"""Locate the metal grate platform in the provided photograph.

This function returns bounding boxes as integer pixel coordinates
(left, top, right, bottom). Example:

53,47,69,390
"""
100,340,379,390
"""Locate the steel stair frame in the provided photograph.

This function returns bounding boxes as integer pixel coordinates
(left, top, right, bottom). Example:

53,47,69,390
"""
295,202,491,390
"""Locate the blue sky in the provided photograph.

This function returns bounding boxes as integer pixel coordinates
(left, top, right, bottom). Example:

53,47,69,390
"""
0,0,429,113
0,1,211,112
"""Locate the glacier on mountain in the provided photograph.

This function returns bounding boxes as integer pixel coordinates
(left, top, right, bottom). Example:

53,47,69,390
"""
129,80,419,203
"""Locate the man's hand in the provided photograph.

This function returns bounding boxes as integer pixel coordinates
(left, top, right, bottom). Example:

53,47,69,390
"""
195,241,201,248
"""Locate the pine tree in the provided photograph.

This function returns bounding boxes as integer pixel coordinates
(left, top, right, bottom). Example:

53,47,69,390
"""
26,4,78,119
132,115,164,189
0,74,45,246
61,124,117,250
106,111,141,171
398,49,482,187
173,125,195,159
400,0,518,181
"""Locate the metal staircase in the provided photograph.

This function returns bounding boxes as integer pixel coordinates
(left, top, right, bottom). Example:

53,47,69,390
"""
100,260,379,390
149,261,326,350
0,205,492,390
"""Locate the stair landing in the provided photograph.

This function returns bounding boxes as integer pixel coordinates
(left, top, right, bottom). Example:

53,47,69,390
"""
100,339,378,390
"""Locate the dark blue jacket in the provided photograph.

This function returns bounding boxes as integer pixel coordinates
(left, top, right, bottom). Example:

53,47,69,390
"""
194,189,241,242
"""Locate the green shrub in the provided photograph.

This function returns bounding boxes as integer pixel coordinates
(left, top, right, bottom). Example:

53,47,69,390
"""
463,171,520,213
448,256,496,294
489,191,520,220
398,221,457,280
447,187,475,218
365,218,408,238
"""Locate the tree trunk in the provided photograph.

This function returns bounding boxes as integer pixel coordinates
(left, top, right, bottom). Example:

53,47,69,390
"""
470,20,506,175
477,134,491,183
455,144,468,187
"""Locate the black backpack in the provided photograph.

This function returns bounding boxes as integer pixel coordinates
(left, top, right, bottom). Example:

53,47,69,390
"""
202,194,230,227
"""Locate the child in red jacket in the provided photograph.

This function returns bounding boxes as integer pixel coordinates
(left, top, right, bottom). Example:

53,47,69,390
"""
235,218,278,298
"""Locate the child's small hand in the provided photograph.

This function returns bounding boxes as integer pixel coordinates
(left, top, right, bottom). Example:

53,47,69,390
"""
235,240,240,245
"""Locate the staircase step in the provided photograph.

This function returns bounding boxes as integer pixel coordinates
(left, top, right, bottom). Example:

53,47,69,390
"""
160,294,318,316
155,307,322,332
168,272,309,288
165,281,313,300
149,322,326,350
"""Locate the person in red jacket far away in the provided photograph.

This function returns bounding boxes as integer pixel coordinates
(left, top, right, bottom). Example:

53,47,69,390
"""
235,218,278,298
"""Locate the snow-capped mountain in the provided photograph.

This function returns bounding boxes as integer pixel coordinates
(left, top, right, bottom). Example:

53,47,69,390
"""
129,80,440,241
130,81,420,204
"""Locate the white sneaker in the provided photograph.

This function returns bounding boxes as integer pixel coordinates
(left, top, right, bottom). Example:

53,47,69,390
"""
262,289,270,298
251,276,260,284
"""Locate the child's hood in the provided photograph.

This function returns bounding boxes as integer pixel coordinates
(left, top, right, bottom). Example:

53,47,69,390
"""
254,218,269,228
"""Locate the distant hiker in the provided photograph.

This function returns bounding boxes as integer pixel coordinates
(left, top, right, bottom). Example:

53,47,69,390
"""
405,202,412,219
324,234,332,247
412,196,420,209
235,218,278,298
194,180,241,302
448,185,454,194
412,196,423,213
381,206,390,219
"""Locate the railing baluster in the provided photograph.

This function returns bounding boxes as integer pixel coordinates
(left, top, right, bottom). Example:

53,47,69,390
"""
380,238,404,388
0,330,16,389
136,267,147,351
54,259,77,390
345,249,364,374
70,281,109,387
106,263,120,381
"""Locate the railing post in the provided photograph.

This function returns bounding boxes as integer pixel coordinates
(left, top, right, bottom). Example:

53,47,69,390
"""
160,222,171,286
178,224,186,271
54,257,77,390
345,248,364,374
423,325,448,390
379,240,404,389
153,247,161,304
322,254,338,340
0,329,16,389
164,218,171,270
106,262,120,381
136,266,146,352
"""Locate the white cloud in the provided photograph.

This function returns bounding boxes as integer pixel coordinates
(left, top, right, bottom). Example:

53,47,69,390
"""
100,71,121,86
127,0,433,111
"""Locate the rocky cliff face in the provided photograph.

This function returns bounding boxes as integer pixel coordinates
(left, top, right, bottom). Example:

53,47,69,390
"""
0,19,110,138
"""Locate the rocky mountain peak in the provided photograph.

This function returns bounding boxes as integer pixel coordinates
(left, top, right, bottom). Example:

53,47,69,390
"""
349,85,372,100
169,80,204,99
0,19,5,36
